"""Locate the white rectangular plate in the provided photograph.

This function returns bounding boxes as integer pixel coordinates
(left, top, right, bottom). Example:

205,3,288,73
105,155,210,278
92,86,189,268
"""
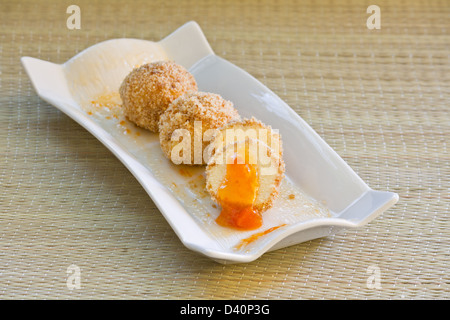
21,21,398,264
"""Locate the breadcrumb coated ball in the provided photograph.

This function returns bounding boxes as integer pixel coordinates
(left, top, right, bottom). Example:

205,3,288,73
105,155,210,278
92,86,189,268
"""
159,92,241,165
119,61,198,132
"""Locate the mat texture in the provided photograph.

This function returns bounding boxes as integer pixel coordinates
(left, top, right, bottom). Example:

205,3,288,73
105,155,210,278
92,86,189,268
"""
0,0,449,299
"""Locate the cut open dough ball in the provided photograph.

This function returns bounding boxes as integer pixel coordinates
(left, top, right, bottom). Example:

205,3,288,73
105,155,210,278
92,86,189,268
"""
205,118,285,229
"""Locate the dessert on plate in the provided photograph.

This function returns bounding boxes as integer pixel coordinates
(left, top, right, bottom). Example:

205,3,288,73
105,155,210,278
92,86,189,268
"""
119,61,284,230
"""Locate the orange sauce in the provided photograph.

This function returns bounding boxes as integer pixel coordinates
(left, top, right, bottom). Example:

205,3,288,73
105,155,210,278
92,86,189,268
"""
178,167,194,178
215,152,261,230
235,224,287,250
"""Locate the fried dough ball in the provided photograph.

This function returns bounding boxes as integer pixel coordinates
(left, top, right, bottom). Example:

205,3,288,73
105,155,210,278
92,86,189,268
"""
119,61,198,132
206,117,285,216
158,92,240,165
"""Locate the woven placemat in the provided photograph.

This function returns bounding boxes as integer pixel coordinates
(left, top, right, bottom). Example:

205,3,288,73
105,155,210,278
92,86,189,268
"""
0,0,448,299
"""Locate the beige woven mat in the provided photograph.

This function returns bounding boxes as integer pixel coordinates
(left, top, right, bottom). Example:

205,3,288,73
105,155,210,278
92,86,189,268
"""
0,0,448,299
